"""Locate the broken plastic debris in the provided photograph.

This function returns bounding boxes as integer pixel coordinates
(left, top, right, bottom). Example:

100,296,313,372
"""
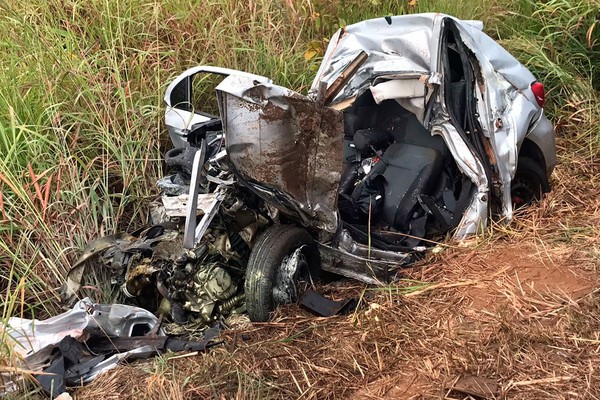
299,289,356,317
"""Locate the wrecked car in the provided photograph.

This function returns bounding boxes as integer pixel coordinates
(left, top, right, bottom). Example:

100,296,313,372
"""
66,13,556,325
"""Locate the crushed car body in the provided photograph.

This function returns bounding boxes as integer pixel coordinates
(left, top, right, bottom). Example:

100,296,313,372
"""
64,13,556,327
215,13,557,238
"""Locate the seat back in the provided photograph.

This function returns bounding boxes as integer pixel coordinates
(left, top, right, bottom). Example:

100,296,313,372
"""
381,143,443,230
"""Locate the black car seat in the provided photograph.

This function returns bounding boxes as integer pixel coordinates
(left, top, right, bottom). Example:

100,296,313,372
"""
379,142,443,231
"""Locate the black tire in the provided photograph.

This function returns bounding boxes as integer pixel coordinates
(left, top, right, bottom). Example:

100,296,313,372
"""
511,157,550,208
245,224,319,322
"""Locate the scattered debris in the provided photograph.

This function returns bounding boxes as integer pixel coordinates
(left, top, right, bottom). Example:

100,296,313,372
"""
2,298,221,396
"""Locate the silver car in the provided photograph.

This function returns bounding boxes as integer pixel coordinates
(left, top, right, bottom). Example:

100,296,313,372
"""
162,13,556,321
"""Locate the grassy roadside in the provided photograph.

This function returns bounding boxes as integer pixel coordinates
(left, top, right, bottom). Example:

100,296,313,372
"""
0,0,598,397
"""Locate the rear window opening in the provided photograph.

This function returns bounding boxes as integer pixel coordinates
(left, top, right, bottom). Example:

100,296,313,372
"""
169,72,225,116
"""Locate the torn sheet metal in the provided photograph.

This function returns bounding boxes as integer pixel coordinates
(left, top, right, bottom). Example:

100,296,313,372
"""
34,330,220,395
309,13,534,106
35,343,156,395
430,122,489,237
6,298,161,359
62,227,179,304
62,233,136,301
62,179,257,327
216,75,343,233
3,298,163,394
153,13,556,303
309,14,437,107
307,13,555,233
4,299,222,395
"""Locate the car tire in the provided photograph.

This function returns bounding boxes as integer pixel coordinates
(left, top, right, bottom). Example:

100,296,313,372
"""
245,224,319,322
511,157,550,208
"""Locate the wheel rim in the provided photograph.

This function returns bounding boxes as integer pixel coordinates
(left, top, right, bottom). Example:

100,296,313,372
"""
272,246,308,305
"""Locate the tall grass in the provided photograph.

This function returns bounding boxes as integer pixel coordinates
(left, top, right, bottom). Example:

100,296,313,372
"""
498,0,600,154
0,0,598,394
0,0,510,320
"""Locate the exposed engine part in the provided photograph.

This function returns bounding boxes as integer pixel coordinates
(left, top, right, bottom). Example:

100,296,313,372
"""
272,246,307,305
218,293,245,314
62,181,262,330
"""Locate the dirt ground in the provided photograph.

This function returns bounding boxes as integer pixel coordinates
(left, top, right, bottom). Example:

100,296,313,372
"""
74,164,600,399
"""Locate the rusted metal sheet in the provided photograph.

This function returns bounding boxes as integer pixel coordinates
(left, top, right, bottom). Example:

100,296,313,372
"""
216,75,343,232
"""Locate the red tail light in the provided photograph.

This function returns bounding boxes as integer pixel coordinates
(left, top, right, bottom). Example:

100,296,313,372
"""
531,82,545,108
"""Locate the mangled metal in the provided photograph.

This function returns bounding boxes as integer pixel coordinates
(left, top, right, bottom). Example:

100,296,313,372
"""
62,195,255,327
56,13,556,330
216,74,344,234
308,14,556,233
4,299,159,394
2,298,222,395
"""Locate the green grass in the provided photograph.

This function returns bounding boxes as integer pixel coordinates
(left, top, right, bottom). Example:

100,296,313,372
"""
0,0,598,396
497,0,600,153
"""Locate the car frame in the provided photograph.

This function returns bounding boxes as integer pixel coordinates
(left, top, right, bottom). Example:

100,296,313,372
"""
162,13,556,321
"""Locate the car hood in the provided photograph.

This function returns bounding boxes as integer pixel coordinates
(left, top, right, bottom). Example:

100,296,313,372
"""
216,75,343,233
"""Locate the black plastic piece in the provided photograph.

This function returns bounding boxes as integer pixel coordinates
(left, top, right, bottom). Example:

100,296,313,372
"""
299,289,356,317
188,119,222,146
37,327,223,394
35,355,66,396
64,355,107,385
164,146,200,175
353,128,391,151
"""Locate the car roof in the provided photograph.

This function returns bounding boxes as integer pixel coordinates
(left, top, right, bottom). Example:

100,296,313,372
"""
310,13,535,104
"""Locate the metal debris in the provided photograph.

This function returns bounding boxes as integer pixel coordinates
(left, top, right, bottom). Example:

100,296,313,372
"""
2,298,221,396
3,298,160,395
